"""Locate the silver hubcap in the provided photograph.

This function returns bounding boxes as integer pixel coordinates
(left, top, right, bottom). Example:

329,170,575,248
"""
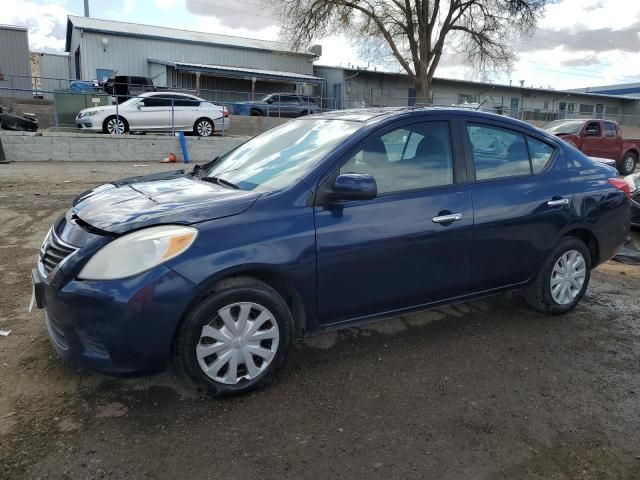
197,120,212,136
107,118,125,134
196,302,279,385
624,155,635,172
550,250,586,305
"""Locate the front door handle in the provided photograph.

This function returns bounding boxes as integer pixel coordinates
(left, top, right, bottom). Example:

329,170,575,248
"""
547,198,569,207
432,213,463,224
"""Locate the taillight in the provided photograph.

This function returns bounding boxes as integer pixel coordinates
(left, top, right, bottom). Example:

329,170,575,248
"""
608,177,632,199
223,107,229,118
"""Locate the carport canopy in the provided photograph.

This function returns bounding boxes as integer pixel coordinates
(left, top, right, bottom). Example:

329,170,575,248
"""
148,59,325,85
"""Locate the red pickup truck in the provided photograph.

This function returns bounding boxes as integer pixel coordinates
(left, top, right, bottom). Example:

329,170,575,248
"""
543,119,640,175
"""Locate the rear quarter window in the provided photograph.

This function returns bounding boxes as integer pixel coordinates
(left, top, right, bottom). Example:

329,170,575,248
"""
527,136,555,173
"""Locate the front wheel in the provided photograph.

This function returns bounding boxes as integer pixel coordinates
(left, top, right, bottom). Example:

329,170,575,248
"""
194,118,214,137
174,277,293,397
619,152,637,176
103,116,128,135
523,237,591,314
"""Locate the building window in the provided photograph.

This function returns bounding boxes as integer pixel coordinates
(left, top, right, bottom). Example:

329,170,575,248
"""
605,105,619,115
457,93,477,104
579,104,594,114
543,101,549,110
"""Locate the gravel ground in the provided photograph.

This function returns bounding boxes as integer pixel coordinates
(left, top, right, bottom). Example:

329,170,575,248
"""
1,162,640,479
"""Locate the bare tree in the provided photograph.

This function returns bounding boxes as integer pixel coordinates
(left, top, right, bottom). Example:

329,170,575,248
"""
275,0,547,101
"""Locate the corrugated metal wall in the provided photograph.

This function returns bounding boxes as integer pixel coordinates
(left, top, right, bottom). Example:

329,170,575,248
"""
73,30,314,82
0,26,32,99
39,53,71,98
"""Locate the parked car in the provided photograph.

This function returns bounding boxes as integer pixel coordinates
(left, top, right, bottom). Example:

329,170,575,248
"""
233,94,319,117
32,108,629,396
103,75,158,103
543,119,640,175
0,109,38,132
75,92,229,136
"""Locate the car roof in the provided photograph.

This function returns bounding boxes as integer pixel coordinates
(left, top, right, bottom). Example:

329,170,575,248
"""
310,107,539,129
139,91,202,100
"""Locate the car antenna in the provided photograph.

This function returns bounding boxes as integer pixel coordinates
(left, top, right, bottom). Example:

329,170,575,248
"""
475,100,487,111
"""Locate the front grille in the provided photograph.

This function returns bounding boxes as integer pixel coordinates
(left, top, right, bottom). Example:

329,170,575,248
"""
40,229,78,276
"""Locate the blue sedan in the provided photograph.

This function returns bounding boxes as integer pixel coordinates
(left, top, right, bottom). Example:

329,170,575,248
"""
32,108,630,396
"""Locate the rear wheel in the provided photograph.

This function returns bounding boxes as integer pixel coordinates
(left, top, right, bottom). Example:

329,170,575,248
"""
620,152,637,176
174,277,293,396
250,109,262,116
194,118,214,137
523,237,591,314
103,116,128,135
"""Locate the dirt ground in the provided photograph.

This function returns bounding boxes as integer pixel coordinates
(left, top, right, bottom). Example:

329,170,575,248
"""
1,162,640,480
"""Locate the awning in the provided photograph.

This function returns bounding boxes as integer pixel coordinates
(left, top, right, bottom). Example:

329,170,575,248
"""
149,59,324,85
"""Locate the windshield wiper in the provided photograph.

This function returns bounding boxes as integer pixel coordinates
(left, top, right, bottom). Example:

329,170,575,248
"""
191,156,219,178
201,176,239,189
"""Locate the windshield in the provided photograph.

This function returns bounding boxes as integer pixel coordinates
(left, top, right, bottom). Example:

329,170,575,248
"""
119,96,141,107
543,120,584,135
203,119,361,192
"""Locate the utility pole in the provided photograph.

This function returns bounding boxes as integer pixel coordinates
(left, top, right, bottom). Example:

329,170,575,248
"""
84,0,90,17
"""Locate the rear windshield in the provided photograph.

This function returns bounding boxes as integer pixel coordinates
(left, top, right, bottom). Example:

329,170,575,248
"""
204,119,361,192
543,120,584,135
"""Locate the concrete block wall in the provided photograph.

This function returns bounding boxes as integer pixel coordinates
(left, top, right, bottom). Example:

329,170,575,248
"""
0,132,247,162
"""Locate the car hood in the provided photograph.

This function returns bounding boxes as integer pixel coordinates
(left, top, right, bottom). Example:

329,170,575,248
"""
77,105,114,116
72,170,262,234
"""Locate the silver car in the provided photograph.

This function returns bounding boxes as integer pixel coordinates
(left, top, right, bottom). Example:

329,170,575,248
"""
76,92,230,136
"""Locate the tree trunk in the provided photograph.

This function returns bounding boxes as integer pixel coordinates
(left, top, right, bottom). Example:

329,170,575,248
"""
415,80,431,105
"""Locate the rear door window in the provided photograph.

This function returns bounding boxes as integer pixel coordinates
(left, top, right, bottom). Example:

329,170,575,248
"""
281,95,301,103
467,124,531,180
604,122,617,137
166,95,200,107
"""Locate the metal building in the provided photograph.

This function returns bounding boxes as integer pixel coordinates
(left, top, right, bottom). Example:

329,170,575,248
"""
31,52,71,99
65,16,323,102
315,65,639,124
0,25,32,99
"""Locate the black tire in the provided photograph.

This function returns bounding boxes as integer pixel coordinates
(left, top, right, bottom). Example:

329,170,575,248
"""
250,109,262,116
174,277,293,397
102,115,129,134
619,152,638,176
523,237,591,315
194,118,214,137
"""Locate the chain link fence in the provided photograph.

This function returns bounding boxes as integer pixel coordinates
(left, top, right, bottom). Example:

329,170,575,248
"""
2,73,640,138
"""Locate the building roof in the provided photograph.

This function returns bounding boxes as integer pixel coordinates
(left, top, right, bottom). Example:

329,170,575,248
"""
0,24,28,32
315,65,638,103
150,60,324,84
568,82,640,99
66,15,314,56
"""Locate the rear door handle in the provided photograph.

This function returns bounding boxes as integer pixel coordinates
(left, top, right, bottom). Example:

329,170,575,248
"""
432,213,463,224
547,198,569,207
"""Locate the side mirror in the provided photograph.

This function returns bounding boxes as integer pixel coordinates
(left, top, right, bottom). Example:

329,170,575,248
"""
585,127,599,137
136,103,142,109
331,173,377,202
266,98,274,104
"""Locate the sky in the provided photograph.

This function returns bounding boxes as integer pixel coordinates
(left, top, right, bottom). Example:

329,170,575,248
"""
1,0,639,90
